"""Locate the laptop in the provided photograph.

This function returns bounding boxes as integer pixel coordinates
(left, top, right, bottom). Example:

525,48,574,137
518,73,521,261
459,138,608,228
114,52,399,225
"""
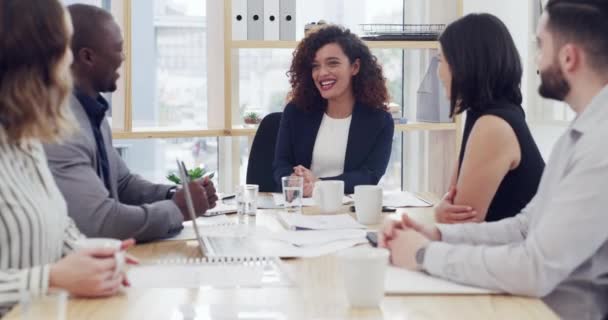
177,160,259,257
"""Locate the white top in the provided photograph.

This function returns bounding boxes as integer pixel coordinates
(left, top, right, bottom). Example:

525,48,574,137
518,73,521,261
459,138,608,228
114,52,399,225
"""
423,85,608,320
310,113,352,178
0,136,83,316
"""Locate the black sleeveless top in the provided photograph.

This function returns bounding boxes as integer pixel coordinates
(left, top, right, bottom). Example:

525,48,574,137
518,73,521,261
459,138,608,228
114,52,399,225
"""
458,101,545,222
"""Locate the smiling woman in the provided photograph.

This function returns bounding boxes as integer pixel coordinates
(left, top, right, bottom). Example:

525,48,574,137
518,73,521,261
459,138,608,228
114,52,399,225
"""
273,25,394,196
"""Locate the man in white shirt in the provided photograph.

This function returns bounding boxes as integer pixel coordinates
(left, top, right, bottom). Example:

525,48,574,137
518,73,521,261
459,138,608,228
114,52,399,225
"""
380,1,608,319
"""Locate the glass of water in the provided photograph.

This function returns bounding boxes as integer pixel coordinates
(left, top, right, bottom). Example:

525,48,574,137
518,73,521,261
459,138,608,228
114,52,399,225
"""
237,184,259,217
281,176,303,214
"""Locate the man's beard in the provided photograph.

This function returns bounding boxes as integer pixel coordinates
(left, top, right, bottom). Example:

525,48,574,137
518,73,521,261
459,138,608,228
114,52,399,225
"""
538,62,570,101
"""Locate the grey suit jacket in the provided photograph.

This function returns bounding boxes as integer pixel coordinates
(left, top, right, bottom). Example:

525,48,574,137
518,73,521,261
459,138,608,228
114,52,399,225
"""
44,94,183,242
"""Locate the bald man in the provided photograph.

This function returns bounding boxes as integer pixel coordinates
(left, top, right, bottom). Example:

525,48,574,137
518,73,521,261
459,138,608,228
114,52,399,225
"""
44,4,217,242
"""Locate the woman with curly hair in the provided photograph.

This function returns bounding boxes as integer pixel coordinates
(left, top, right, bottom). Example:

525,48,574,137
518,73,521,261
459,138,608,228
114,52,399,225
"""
273,25,394,196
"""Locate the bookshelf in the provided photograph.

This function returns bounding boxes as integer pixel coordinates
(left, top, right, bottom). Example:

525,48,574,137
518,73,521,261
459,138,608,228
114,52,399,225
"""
223,1,463,141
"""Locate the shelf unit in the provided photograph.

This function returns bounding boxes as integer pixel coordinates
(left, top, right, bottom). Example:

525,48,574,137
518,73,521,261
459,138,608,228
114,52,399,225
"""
232,40,440,50
223,1,463,151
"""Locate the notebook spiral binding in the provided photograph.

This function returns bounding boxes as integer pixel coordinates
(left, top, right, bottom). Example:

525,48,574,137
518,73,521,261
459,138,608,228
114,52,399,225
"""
154,256,277,265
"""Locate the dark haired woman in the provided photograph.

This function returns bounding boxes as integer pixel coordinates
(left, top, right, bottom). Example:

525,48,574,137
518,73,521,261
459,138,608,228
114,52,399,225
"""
273,25,394,196
434,13,545,223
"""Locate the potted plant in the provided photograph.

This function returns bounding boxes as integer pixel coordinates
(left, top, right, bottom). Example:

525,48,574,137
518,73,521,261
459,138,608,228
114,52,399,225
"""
166,166,214,185
243,112,261,126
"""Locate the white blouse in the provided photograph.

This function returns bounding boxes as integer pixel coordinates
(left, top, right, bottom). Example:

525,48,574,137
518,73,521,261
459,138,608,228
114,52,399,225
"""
310,113,352,178
0,136,83,316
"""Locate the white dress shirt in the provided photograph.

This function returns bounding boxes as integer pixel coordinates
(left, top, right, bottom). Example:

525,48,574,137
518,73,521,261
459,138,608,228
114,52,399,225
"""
310,113,352,178
423,85,608,320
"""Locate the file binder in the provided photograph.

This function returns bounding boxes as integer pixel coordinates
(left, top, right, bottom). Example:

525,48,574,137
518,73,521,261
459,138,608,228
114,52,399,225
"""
279,0,296,40
232,0,248,40
263,0,280,40
247,0,264,40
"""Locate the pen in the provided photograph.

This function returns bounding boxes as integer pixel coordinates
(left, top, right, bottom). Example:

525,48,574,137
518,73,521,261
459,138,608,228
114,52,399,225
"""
221,194,236,200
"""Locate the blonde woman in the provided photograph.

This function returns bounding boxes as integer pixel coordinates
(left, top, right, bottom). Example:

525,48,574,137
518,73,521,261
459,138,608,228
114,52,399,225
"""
0,0,132,316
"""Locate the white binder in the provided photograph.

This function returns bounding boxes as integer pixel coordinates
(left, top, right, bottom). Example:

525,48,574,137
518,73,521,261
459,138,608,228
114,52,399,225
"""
263,0,280,40
279,0,296,40
232,0,247,40
247,0,264,40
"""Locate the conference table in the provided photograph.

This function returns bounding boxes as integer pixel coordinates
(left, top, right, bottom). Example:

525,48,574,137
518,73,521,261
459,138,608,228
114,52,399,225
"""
5,193,558,320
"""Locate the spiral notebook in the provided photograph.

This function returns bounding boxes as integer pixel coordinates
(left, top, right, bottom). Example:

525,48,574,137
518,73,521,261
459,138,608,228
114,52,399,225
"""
128,256,290,288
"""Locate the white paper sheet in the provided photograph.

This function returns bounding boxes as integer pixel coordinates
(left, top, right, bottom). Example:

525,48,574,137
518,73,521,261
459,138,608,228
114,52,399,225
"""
163,215,235,241
262,229,367,247
276,213,366,230
204,202,237,215
201,226,367,258
271,193,353,207
383,191,432,208
384,267,500,295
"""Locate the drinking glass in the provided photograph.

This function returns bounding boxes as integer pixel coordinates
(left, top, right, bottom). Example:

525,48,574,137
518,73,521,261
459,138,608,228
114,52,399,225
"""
237,184,259,217
281,176,303,214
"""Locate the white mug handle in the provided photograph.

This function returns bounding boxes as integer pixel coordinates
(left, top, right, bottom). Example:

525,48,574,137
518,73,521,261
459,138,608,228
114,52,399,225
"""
313,183,323,208
113,251,126,279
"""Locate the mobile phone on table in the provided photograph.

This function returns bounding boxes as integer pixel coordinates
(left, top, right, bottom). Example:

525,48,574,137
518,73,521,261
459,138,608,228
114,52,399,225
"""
350,206,396,213
366,232,379,247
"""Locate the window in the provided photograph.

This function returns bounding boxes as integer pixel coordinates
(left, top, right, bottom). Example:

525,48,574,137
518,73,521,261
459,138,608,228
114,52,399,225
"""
117,138,219,185
131,0,208,130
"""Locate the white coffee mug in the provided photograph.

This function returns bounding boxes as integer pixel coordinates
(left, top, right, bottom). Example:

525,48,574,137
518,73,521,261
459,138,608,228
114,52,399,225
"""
312,180,344,213
74,238,125,278
337,246,389,308
354,185,383,224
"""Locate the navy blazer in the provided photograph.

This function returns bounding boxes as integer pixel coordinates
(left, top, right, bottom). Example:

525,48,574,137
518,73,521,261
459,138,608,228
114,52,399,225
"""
273,102,394,194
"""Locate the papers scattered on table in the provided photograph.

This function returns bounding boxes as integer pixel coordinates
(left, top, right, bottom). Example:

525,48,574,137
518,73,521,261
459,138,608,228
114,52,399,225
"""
199,226,367,258
383,191,432,208
277,213,366,230
271,193,353,207
385,266,500,295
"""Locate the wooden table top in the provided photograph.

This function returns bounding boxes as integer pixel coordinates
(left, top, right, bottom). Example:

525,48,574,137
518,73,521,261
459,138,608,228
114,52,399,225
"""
5,193,558,320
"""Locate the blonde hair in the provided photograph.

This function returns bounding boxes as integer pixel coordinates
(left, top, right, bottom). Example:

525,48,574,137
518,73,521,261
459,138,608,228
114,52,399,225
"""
0,0,75,144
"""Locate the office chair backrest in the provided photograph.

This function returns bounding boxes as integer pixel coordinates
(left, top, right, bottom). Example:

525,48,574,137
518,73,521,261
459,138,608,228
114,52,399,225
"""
246,112,282,192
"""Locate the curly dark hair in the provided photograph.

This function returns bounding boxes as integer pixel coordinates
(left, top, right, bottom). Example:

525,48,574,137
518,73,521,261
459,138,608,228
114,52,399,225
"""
287,25,389,111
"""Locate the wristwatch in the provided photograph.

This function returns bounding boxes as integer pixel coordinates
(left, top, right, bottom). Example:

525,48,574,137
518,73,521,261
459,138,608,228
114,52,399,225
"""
415,245,427,271
166,186,177,199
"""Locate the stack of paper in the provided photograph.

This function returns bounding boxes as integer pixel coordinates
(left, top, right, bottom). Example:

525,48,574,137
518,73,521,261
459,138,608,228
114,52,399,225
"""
383,191,432,208
276,213,366,230
385,267,500,294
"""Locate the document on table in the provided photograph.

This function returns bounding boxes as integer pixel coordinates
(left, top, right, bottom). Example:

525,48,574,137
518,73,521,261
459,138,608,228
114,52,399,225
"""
385,267,500,295
276,213,366,230
383,191,432,208
262,229,367,247
271,193,353,207
200,226,367,258
163,215,234,241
